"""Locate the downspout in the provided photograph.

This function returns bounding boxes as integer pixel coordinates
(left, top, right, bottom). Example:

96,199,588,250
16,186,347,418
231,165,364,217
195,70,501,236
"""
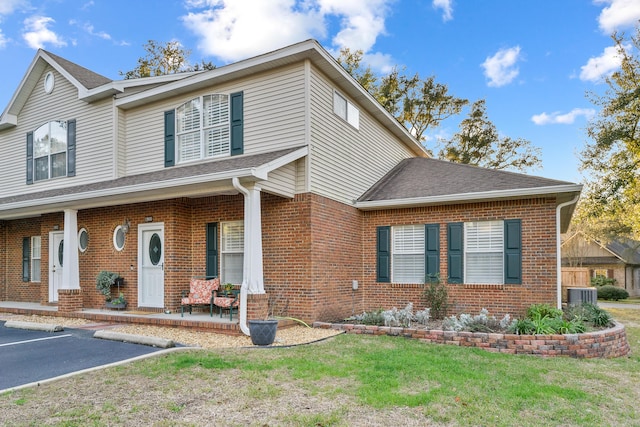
556,194,580,309
232,177,251,336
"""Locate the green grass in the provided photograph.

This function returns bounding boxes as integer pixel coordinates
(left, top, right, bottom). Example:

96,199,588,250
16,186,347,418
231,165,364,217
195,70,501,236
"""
2,309,640,426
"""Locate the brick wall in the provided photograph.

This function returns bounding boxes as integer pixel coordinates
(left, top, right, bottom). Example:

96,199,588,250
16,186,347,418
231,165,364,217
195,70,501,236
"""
361,198,558,318
314,321,631,359
1,192,561,323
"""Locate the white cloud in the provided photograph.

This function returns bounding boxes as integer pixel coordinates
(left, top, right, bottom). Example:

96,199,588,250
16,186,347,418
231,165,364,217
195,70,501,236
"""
579,44,627,82
432,0,453,22
595,0,640,34
182,0,394,68
70,19,112,40
481,46,521,87
22,16,67,49
531,108,596,125
0,29,6,48
0,0,28,17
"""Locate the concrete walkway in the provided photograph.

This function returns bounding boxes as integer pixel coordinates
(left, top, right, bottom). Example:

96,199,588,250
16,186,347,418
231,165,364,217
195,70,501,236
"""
598,301,640,310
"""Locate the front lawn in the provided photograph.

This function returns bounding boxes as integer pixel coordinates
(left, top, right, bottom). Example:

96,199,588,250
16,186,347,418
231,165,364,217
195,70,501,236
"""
2,309,639,426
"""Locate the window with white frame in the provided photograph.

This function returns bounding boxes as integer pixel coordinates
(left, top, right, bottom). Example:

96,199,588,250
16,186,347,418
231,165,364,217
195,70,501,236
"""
464,221,504,284
33,120,67,181
176,94,230,163
221,221,244,284
333,91,360,129
31,236,41,282
392,225,425,284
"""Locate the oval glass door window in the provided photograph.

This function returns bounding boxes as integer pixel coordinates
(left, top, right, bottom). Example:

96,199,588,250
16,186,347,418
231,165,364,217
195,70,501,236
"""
149,233,162,265
58,240,64,266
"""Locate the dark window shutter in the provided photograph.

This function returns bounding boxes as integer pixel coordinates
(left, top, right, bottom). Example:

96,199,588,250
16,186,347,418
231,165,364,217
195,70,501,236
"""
67,119,76,176
206,222,219,278
22,237,30,282
377,226,391,283
164,110,175,167
504,219,522,284
425,223,440,279
26,132,33,185
607,269,614,279
230,91,243,156
447,223,463,284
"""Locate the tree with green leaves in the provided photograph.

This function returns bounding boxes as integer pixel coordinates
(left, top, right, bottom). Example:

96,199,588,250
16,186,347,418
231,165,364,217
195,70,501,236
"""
439,99,542,171
120,40,215,79
579,27,640,239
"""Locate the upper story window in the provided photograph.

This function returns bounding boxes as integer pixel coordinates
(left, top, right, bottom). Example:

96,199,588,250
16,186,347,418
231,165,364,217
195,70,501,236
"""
33,120,67,181
333,91,360,130
176,94,230,163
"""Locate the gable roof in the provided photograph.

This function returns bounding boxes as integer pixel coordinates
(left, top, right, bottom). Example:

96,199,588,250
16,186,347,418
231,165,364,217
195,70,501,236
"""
562,232,640,265
357,157,582,231
43,50,112,89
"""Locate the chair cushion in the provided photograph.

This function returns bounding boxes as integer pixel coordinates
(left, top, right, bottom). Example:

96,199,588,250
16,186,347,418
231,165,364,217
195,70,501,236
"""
182,278,219,305
213,297,239,308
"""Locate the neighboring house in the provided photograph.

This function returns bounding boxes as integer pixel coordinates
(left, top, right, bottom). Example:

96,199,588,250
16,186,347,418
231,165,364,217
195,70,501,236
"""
562,232,640,297
0,39,582,334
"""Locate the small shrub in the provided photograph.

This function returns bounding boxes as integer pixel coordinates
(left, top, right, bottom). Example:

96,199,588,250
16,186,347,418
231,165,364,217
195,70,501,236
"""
510,318,535,335
597,285,629,301
526,303,562,320
442,308,512,333
591,276,616,287
423,274,449,319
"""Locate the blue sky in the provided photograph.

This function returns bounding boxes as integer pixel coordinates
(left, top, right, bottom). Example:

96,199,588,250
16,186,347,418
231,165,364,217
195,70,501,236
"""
1,0,639,184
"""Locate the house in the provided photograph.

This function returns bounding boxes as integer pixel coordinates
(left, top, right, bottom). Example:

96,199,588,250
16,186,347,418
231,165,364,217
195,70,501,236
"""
562,232,640,297
0,39,582,334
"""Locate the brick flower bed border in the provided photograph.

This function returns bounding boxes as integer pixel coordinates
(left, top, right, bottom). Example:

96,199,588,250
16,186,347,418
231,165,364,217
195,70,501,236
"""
313,321,631,358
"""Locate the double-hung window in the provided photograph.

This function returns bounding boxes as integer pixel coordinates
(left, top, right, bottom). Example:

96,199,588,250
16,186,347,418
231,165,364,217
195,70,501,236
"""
33,120,67,181
465,221,504,284
221,221,244,284
176,94,230,163
31,236,41,282
392,225,425,284
447,220,522,285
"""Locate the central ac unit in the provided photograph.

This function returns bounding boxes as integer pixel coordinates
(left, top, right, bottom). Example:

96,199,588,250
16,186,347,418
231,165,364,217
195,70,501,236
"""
567,287,598,305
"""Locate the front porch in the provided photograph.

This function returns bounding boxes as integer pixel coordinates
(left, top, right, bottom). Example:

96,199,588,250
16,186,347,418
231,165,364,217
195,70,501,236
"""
0,301,242,335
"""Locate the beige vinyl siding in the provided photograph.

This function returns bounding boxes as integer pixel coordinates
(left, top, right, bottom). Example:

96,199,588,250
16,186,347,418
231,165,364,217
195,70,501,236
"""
123,63,307,176
260,162,297,198
308,66,415,204
0,67,114,198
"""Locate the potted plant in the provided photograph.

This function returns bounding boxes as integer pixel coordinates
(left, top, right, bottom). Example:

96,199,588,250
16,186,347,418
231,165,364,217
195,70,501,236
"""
96,271,125,309
249,294,288,346
222,282,235,297
109,292,127,309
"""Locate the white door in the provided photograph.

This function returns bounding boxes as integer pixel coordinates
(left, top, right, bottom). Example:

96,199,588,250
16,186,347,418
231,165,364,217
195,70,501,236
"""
49,231,64,302
138,223,164,308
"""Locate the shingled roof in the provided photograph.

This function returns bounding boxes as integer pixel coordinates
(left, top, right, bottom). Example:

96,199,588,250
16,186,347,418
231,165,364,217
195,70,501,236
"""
359,157,577,202
43,50,112,89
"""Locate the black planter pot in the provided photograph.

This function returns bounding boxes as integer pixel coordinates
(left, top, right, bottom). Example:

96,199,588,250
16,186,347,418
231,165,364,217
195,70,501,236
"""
248,319,278,346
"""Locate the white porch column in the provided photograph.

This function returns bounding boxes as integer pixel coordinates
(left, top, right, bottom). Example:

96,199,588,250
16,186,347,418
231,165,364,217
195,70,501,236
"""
61,209,80,290
243,183,265,294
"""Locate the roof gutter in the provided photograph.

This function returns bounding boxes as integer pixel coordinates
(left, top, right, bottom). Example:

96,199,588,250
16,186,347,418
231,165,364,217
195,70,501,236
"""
355,184,583,210
556,193,581,309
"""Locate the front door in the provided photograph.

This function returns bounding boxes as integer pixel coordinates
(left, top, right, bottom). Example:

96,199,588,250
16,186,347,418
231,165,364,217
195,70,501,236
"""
138,223,164,308
49,231,64,302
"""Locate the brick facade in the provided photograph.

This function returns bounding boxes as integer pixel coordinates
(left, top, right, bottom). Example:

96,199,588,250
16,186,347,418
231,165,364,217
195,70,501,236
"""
0,192,561,323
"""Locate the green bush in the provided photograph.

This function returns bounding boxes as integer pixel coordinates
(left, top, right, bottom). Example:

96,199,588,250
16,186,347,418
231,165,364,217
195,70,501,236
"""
565,302,613,327
591,276,616,287
597,285,629,301
526,303,562,320
423,274,449,319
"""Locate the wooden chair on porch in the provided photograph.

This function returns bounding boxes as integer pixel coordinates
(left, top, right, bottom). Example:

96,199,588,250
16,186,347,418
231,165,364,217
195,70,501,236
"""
180,277,220,317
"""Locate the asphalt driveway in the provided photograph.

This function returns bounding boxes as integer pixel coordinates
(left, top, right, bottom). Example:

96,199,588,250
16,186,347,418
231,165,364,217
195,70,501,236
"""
0,322,172,392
